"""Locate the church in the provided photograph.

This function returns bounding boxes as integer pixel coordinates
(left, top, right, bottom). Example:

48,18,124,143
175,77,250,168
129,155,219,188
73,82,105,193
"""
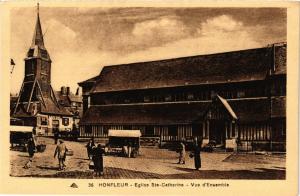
11,5,74,135
79,42,286,151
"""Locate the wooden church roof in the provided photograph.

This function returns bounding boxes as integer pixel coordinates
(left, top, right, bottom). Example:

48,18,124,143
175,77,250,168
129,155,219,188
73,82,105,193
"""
88,43,286,94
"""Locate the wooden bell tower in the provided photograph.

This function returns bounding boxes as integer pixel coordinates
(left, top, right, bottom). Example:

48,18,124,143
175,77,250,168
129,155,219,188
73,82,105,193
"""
12,3,60,117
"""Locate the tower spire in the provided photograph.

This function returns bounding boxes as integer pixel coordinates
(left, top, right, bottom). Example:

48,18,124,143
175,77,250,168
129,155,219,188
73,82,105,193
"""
31,2,45,49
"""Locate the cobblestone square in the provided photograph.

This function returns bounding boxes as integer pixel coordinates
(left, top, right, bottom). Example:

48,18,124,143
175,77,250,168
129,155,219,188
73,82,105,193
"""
10,137,285,179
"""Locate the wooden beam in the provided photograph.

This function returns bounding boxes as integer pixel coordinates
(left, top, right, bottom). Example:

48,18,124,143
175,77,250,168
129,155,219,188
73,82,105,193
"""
50,85,60,108
206,121,210,139
26,78,37,112
23,81,35,84
12,79,25,115
36,80,46,108
202,122,205,138
225,122,228,139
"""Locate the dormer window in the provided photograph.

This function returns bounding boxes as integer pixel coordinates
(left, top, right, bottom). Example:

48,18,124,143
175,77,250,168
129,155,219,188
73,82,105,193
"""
27,49,34,57
40,49,48,59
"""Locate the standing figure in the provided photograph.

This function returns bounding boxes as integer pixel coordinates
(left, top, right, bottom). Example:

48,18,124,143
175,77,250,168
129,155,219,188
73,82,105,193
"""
86,138,95,160
23,137,36,169
127,141,132,158
177,141,186,164
54,140,68,170
92,144,105,176
53,129,59,145
190,141,201,170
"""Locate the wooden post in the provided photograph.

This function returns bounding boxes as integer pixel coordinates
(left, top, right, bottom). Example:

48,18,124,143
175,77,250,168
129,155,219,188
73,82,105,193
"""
202,122,205,138
270,122,273,151
36,80,46,107
26,79,37,112
225,122,228,139
206,121,210,139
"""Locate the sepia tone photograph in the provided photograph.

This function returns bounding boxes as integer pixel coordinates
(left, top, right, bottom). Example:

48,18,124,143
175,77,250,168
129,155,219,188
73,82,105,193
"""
8,3,288,182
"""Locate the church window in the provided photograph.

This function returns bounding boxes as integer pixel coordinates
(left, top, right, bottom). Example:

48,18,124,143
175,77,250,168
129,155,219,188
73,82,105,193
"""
169,125,177,136
144,96,150,102
41,64,47,74
40,50,48,59
237,91,245,98
25,61,35,76
164,94,172,102
85,125,92,134
145,126,154,136
41,116,48,125
62,118,69,126
187,93,194,100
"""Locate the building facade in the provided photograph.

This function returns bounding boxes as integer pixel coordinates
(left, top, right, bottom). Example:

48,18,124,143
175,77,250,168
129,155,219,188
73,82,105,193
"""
55,86,83,129
79,43,286,151
11,5,74,135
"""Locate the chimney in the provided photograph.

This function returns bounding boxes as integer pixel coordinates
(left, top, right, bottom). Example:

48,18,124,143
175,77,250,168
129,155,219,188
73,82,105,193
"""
61,86,67,95
76,87,80,95
67,87,70,95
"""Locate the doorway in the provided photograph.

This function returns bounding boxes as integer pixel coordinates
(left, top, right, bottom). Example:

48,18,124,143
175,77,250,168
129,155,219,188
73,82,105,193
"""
209,120,225,145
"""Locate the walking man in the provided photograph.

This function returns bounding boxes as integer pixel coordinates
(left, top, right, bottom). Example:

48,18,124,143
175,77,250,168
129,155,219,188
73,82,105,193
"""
23,137,36,169
54,140,68,170
86,138,95,160
177,141,186,164
53,129,59,144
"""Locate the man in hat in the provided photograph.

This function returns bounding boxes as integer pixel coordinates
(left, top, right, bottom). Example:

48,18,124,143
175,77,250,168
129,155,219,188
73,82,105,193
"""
54,140,68,170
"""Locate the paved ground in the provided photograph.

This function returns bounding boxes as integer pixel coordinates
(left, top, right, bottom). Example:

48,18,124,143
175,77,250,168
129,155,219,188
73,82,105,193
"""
10,137,285,179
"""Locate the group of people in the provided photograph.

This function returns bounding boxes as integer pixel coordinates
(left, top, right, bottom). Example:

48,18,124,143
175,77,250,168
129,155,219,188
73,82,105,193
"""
24,137,69,171
177,138,202,170
23,133,201,174
86,139,105,176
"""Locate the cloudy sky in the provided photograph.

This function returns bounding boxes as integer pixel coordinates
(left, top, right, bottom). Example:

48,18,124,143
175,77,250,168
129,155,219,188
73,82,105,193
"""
10,7,286,94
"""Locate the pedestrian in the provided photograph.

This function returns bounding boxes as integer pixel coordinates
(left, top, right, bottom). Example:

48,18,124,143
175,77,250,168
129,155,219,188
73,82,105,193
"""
86,138,95,160
127,141,132,158
190,140,201,170
54,129,59,145
23,137,36,169
92,144,105,176
54,140,68,170
177,141,186,164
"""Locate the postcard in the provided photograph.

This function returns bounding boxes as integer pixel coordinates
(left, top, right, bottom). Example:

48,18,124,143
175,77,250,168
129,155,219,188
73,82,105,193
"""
0,0,298,195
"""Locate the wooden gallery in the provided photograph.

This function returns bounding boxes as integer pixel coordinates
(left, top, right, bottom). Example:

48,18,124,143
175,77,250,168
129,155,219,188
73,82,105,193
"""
79,43,286,151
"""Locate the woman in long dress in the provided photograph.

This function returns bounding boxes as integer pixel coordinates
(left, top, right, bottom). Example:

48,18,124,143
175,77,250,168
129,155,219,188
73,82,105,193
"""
92,144,105,176
193,143,201,170
190,139,201,170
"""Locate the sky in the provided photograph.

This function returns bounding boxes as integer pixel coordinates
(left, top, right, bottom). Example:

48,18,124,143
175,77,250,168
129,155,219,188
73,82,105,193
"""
10,7,286,94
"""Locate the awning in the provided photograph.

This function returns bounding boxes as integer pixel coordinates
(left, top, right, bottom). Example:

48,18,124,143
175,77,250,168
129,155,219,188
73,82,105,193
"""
108,129,141,137
10,125,33,132
217,95,238,120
